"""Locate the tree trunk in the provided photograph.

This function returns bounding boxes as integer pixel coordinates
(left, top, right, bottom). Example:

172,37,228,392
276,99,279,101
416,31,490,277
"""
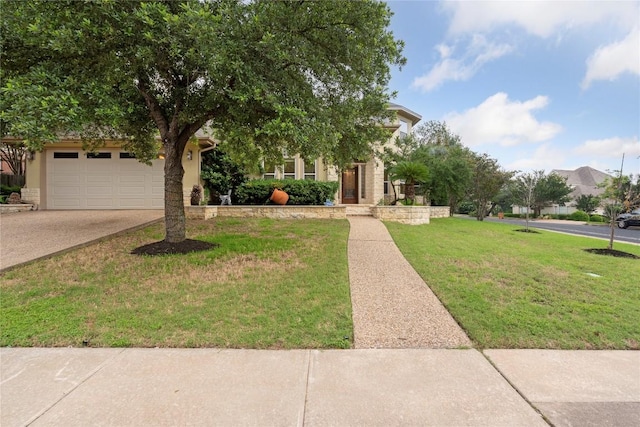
163,138,187,243
405,181,415,204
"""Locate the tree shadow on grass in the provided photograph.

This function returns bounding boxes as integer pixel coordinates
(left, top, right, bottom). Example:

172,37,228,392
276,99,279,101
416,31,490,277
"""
583,249,639,259
514,228,541,234
131,240,219,256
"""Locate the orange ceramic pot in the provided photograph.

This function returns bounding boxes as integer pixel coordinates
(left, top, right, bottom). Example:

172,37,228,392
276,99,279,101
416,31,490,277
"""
270,188,289,205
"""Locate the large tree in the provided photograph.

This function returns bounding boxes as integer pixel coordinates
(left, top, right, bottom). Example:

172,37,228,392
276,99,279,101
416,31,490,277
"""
468,153,513,221
1,0,404,242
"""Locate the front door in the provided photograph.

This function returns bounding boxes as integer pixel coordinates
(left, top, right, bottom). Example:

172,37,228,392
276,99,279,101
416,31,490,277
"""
342,167,358,204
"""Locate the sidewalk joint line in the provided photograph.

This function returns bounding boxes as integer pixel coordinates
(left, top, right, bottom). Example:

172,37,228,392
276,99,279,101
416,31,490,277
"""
299,350,312,427
25,348,127,426
481,351,555,427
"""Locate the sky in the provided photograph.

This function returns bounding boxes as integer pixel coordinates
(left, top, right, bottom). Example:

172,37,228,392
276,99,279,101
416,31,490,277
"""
386,0,640,178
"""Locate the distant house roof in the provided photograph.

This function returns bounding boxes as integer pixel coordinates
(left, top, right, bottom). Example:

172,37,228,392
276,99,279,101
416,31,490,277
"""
388,103,422,125
551,166,612,198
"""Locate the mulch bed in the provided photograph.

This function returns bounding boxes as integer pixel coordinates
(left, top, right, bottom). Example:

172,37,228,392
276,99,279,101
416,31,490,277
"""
131,239,219,256
583,248,639,259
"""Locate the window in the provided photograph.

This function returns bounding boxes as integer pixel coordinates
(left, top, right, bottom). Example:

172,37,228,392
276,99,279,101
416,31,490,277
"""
283,158,295,179
263,160,277,179
120,152,136,159
87,152,111,159
304,159,317,180
53,152,79,159
384,170,389,195
399,119,408,137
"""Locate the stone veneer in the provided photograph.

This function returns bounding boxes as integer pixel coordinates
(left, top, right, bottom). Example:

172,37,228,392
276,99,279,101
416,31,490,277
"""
186,205,450,225
372,206,431,225
20,188,40,207
185,205,347,220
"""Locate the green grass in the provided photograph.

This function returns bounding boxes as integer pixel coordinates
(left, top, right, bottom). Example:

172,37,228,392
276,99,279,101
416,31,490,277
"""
386,218,640,350
1,218,353,349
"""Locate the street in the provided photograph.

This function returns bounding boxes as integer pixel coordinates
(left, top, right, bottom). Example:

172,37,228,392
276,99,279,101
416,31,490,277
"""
458,215,640,246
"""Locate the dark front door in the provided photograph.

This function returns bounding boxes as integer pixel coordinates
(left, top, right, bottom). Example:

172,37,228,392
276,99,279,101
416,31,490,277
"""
342,167,358,204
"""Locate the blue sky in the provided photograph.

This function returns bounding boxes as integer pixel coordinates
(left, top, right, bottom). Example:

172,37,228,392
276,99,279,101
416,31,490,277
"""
386,0,640,178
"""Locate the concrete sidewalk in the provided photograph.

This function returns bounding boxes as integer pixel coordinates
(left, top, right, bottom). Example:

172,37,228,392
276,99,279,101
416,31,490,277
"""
2,348,638,426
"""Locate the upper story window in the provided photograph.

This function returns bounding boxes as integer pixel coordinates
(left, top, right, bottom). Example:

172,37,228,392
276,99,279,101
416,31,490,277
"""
398,119,409,137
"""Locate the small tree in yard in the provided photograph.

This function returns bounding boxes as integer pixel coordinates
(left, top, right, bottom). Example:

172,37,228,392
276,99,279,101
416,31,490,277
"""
512,171,543,232
389,161,429,205
1,0,404,245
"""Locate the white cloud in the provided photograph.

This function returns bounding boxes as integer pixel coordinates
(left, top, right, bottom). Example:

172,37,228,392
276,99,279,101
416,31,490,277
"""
444,92,563,147
412,35,513,91
573,136,640,158
507,143,566,172
582,27,640,89
442,1,638,38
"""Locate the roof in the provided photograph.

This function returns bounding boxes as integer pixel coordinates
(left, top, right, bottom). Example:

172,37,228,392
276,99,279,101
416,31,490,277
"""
388,103,422,125
551,166,612,198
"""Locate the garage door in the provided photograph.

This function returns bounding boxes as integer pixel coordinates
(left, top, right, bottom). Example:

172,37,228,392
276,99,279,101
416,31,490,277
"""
46,149,164,209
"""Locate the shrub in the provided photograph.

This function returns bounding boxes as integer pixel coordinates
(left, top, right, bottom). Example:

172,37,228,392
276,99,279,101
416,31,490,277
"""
0,185,22,195
568,210,589,221
589,214,605,223
235,179,338,205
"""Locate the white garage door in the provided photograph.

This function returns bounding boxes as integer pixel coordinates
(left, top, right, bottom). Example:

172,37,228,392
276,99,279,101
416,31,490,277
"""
46,149,164,209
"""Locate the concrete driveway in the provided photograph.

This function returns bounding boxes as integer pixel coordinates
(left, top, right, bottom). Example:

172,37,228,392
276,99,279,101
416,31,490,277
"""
0,210,164,271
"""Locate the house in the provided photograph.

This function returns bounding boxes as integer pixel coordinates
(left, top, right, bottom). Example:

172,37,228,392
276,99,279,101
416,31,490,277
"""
551,166,611,200
512,166,612,216
15,104,421,210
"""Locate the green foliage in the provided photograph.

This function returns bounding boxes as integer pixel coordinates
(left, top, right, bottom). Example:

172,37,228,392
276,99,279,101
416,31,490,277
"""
575,194,601,214
235,179,338,205
389,161,429,204
200,148,249,204
383,121,471,212
468,153,514,221
568,210,590,221
456,201,475,214
589,214,605,223
0,185,22,195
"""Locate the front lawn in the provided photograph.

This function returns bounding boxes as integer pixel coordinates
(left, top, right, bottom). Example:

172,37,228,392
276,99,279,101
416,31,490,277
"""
0,218,352,349
386,218,640,349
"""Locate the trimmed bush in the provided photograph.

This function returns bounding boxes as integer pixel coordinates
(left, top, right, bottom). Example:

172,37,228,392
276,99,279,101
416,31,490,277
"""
235,179,338,205
1,185,21,195
568,210,589,221
589,214,605,223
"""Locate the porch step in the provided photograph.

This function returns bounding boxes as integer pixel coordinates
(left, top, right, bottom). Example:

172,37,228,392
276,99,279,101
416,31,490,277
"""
345,205,373,216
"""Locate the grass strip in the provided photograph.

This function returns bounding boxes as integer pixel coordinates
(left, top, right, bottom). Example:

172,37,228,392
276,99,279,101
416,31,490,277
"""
1,218,352,349
386,218,640,350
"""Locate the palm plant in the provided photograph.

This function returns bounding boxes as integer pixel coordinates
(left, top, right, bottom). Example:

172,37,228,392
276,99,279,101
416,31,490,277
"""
390,161,429,205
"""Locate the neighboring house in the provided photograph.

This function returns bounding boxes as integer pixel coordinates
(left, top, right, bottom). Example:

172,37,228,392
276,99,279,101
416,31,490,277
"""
14,103,421,210
512,166,612,216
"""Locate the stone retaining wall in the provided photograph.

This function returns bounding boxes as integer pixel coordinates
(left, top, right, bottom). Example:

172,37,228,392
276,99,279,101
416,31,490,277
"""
372,206,431,225
429,206,451,219
186,205,450,225
0,204,36,214
185,205,347,220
